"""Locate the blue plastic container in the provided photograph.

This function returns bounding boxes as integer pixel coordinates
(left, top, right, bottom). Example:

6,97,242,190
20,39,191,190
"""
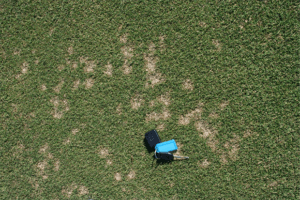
155,139,178,153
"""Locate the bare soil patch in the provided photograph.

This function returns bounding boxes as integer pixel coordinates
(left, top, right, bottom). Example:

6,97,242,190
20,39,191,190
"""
78,185,89,196
62,183,78,198
73,80,80,90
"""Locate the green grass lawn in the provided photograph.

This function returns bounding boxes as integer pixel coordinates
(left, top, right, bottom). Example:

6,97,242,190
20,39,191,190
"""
0,0,299,199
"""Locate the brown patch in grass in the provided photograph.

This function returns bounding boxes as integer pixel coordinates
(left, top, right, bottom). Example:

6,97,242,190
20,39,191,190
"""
220,153,228,164
68,46,73,55
127,170,136,180
159,35,166,52
97,147,109,158
78,185,89,196
145,108,171,122
36,160,48,179
35,59,39,65
156,123,165,131
268,181,278,188
130,95,144,110
84,60,96,73
198,159,210,168
157,93,171,107
11,103,18,112
106,159,112,166
173,142,183,157
149,100,155,107
116,103,122,115
39,84,46,91
104,62,113,76
208,112,219,119
178,107,202,125
84,78,94,89
12,142,25,158
72,79,80,90
72,62,78,69
72,128,79,135
212,39,222,51
120,33,128,43
121,46,134,75
58,65,65,71
195,121,213,139
122,61,132,75
50,96,69,119
53,80,64,93
16,62,29,79
182,79,194,91
54,159,60,171
199,22,207,28
47,153,53,159
63,138,71,145
14,49,21,56
39,143,49,154
114,173,122,181
219,101,229,110
144,42,165,88
243,130,257,138
62,183,78,198
49,28,55,36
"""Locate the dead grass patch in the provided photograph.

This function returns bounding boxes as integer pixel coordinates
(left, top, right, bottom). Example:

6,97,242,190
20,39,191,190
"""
13,49,21,56
36,160,48,179
62,183,78,198
268,181,278,188
115,173,122,181
127,170,136,180
68,46,73,55
72,62,78,69
53,80,64,93
159,35,166,52
50,96,69,119
130,95,144,110
72,128,79,135
195,121,213,138
173,142,183,157
120,33,128,43
199,22,207,28
178,107,202,125
54,159,60,171
219,101,229,110
106,159,112,166
156,123,165,131
122,61,132,75
63,138,71,145
212,39,222,51
198,159,210,168
78,185,89,196
116,103,122,115
35,59,39,65
145,108,171,122
11,103,17,112
182,79,194,91
39,143,49,154
83,60,96,73
208,112,219,119
73,79,80,90
97,146,109,158
58,65,65,71
16,62,29,79
144,42,165,88
41,84,47,91
104,62,113,76
157,92,171,107
84,78,94,89
47,153,53,159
